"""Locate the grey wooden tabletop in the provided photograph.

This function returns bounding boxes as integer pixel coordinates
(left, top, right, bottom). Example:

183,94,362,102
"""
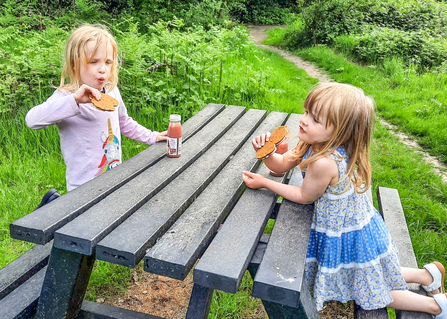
11,103,318,318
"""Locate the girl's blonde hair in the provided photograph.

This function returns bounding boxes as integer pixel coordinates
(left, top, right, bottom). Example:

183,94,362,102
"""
59,24,118,92
291,82,375,193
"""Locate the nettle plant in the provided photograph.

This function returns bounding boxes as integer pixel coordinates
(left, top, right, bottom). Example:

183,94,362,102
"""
114,19,271,125
0,26,65,116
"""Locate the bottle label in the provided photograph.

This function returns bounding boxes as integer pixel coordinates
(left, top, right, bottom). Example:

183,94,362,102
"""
167,137,182,156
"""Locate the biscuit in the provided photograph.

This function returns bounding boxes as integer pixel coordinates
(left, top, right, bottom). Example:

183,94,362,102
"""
269,126,289,144
90,93,119,111
256,141,276,159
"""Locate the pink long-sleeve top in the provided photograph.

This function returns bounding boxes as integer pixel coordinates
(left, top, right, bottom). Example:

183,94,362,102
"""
26,86,159,191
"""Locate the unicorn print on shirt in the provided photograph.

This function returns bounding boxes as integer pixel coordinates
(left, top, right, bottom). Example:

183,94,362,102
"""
96,118,121,176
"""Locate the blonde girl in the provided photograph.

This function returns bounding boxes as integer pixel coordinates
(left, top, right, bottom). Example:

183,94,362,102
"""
242,83,447,317
26,24,167,195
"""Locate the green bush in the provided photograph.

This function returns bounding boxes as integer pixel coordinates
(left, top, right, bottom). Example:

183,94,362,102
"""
352,26,447,70
0,26,66,115
295,0,374,45
332,34,360,57
364,0,447,37
292,0,447,46
245,5,295,25
228,0,299,25
284,0,447,73
183,0,230,28
0,0,108,30
282,15,314,48
119,0,228,32
114,19,258,121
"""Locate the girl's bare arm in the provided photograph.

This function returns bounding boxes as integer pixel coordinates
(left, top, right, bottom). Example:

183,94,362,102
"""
242,156,338,204
262,150,298,173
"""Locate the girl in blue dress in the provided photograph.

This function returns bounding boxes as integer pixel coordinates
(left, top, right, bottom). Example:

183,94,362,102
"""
242,82,447,317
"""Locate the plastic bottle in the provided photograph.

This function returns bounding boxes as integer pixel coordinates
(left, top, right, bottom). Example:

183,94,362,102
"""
167,114,182,158
275,140,288,155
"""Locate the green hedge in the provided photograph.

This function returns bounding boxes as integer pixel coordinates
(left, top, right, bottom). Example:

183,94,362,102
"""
334,27,447,70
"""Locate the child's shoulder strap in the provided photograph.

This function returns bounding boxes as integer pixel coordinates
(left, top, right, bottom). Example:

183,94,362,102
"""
328,146,349,175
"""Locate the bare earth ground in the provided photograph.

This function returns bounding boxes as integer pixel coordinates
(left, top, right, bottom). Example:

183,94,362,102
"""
105,268,194,319
102,25,445,319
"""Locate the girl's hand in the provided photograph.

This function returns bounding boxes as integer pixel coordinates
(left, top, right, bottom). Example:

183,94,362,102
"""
156,131,168,142
74,84,102,105
242,171,266,189
252,132,271,150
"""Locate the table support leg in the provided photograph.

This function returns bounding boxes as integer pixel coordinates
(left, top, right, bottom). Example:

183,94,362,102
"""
36,246,95,319
248,264,318,319
185,283,214,319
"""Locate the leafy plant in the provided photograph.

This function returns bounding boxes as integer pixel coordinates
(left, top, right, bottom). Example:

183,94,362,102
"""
226,0,299,25
295,0,375,45
351,26,447,70
364,0,447,37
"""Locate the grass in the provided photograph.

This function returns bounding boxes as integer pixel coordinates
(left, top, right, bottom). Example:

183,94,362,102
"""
371,122,447,266
264,26,447,164
210,271,266,319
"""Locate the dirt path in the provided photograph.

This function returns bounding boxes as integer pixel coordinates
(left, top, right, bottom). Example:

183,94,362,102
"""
248,25,447,184
249,26,332,83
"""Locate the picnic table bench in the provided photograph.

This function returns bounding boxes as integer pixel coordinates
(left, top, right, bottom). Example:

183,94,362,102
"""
2,103,431,319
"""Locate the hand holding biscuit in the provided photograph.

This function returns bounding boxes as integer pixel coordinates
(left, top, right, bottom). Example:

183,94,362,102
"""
74,84,102,105
252,132,271,149
253,126,289,160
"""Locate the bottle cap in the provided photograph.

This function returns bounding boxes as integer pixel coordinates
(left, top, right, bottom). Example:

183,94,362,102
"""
169,114,181,122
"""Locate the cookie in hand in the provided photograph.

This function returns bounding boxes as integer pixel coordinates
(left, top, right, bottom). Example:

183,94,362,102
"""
256,141,277,160
90,93,119,111
269,125,289,144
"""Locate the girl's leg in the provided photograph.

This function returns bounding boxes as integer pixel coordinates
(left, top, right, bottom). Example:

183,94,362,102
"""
401,267,433,285
401,266,443,294
388,290,441,315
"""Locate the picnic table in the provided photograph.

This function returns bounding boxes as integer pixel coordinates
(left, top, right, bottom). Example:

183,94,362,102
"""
7,103,430,319
9,103,319,319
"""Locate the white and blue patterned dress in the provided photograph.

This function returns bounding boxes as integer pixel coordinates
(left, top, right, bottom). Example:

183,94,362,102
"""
303,146,408,311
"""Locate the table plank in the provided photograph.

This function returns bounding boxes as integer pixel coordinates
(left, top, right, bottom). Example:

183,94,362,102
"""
193,114,301,294
378,187,418,270
378,187,431,319
0,267,46,319
193,164,284,293
252,169,317,315
0,241,52,299
79,300,163,319
10,104,225,245
144,111,289,280
95,108,267,267
53,106,246,255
